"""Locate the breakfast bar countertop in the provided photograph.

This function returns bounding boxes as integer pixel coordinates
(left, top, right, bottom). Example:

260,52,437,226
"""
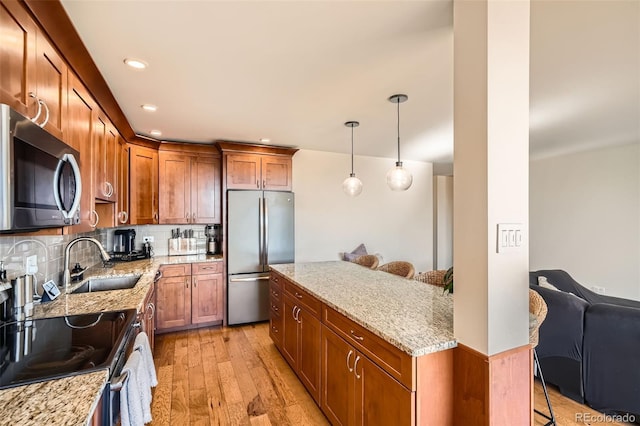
0,254,222,426
270,261,456,357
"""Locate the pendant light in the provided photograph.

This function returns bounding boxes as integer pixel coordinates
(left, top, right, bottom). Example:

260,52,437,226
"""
386,94,413,191
342,121,363,197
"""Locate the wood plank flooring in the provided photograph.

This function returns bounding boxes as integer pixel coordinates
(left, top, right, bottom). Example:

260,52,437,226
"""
150,323,632,426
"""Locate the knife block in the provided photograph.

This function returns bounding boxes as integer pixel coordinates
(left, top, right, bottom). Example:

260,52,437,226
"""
168,237,205,256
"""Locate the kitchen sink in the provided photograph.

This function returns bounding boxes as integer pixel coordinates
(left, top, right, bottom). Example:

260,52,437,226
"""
71,275,141,294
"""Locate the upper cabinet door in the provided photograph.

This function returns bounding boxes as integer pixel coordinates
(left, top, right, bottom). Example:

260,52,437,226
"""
35,31,67,140
130,145,159,224
65,71,95,233
262,155,292,191
158,152,191,224
0,0,37,116
226,153,261,190
116,138,130,225
191,156,220,224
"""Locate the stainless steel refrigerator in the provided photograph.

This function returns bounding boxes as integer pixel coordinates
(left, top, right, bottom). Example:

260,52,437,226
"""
227,190,294,325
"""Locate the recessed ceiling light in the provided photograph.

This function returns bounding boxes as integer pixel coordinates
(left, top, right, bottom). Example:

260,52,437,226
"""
124,58,148,69
259,138,271,143
150,130,162,137
141,104,157,112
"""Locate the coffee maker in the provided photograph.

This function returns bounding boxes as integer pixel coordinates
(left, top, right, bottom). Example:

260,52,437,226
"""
114,229,136,254
205,225,221,255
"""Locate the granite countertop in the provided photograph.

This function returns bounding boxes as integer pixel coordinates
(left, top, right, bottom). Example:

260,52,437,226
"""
270,261,456,357
1,254,222,426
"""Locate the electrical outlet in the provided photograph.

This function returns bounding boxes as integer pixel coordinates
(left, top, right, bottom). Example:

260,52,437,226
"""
25,255,38,275
143,236,154,243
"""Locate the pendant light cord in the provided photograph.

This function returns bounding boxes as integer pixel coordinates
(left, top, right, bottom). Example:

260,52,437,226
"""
396,99,401,163
351,125,355,175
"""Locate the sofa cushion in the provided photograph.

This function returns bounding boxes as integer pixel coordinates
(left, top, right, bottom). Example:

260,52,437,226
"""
342,243,368,261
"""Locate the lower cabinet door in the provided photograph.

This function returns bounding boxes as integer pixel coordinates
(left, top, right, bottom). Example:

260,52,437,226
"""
298,309,321,403
191,273,223,324
355,353,414,426
282,295,299,369
156,276,191,330
321,326,354,426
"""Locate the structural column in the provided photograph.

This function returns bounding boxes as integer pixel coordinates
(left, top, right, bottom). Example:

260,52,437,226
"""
453,0,531,424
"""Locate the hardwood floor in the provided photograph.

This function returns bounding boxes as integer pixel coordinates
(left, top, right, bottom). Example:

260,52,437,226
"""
150,322,631,425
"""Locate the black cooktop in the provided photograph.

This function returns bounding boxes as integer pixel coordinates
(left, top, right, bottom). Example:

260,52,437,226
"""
0,309,136,390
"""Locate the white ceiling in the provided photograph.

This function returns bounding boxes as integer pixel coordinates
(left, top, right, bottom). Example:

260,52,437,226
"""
60,0,639,165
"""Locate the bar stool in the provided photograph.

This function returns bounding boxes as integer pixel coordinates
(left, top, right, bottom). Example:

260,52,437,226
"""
530,289,557,426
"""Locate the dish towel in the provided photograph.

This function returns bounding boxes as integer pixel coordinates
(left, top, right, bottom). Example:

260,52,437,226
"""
120,351,145,426
134,331,158,387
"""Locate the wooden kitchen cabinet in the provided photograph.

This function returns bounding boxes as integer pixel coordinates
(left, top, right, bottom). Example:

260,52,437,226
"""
141,282,156,351
158,151,220,224
190,261,223,325
226,153,292,191
156,262,223,332
0,0,37,116
281,287,322,404
129,144,159,224
0,0,66,139
93,112,118,202
116,138,130,225
269,274,284,349
321,326,413,426
65,71,95,233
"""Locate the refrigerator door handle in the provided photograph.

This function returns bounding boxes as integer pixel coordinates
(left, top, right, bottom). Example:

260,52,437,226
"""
264,197,269,266
259,196,264,267
230,276,270,282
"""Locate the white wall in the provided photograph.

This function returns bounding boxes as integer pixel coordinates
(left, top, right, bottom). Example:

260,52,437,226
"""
293,150,434,272
530,143,640,300
434,175,453,269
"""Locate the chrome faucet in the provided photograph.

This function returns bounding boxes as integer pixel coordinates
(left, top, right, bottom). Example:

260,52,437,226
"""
62,237,111,288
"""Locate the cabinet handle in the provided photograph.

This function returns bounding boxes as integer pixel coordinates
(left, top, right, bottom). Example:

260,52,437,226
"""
272,325,278,333
296,307,301,324
185,212,189,222
291,305,298,320
154,211,159,221
346,350,354,372
354,355,361,379
294,292,303,300
263,179,266,188
185,278,189,288
192,212,196,221
256,180,260,188
118,211,129,224
272,304,279,312
90,210,99,228
148,302,155,320
272,290,279,297
29,92,42,123
274,277,279,283
350,330,364,342
193,278,197,288
105,181,114,197
39,100,50,128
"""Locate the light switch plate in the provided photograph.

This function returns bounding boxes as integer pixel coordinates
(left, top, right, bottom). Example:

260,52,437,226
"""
497,223,524,253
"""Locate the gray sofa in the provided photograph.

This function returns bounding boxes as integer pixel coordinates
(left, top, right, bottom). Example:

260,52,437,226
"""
530,270,640,422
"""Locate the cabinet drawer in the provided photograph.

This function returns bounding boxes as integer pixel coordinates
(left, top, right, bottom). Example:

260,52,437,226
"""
270,310,283,348
192,261,222,275
323,305,414,390
270,294,282,316
284,281,321,318
159,263,191,277
270,275,282,302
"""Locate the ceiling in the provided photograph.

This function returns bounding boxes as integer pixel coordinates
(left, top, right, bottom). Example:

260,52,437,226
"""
60,0,639,166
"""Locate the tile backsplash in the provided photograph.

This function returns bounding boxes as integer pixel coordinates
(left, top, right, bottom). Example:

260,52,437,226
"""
0,224,215,290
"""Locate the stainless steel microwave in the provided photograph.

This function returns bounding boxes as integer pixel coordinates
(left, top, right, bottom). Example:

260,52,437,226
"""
0,104,82,232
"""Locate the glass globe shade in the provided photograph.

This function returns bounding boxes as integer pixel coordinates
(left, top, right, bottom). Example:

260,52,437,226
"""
343,175,363,197
386,163,413,191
